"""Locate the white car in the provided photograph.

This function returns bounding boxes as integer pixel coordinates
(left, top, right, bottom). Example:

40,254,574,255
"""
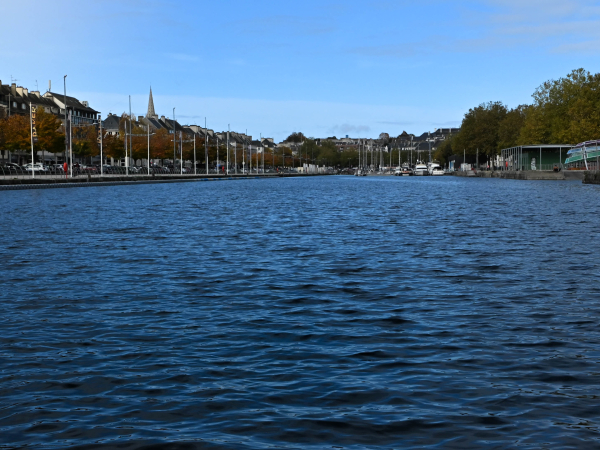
24,163,49,173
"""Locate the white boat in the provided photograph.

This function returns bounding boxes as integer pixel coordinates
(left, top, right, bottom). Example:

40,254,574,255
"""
428,163,444,176
413,163,428,176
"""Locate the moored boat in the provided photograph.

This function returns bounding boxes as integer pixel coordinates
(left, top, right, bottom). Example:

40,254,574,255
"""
565,140,600,170
413,162,428,176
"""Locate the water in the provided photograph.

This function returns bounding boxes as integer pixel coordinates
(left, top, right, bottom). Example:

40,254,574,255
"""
1,176,600,449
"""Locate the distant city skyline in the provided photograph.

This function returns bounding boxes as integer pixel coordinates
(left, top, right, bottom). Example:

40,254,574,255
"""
2,0,599,140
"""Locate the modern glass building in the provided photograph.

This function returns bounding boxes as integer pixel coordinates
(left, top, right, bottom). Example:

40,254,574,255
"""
500,145,573,171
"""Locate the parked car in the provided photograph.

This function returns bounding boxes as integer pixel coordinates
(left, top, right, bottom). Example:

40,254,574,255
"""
24,163,49,173
81,165,98,174
1,163,22,173
49,164,65,173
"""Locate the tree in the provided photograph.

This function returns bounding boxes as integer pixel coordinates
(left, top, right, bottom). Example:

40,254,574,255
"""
3,115,30,152
379,132,390,145
433,136,455,166
519,69,600,145
300,139,320,164
497,105,528,150
285,132,305,143
34,107,64,160
318,140,339,166
103,134,125,161
453,101,507,158
72,125,99,163
150,128,171,162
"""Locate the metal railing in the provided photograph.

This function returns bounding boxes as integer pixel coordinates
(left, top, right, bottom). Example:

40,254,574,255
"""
0,165,309,180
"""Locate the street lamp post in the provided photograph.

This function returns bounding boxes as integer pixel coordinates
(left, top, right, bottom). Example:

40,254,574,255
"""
128,95,132,175
100,115,104,176
226,124,230,175
173,108,176,174
205,117,208,175
63,75,68,169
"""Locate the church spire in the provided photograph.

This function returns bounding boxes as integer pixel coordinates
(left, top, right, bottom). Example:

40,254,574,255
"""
147,86,157,119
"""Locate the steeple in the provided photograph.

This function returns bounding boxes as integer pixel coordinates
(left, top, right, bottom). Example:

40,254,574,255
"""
147,86,157,119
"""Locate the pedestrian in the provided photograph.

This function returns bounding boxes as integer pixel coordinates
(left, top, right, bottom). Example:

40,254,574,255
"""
63,162,68,179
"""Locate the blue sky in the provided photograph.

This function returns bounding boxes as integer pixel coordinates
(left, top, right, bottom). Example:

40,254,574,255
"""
2,0,600,141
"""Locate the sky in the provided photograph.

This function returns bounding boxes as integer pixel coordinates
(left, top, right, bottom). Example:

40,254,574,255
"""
2,0,600,141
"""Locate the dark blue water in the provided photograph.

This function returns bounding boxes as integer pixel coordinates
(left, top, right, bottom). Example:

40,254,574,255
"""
2,176,600,449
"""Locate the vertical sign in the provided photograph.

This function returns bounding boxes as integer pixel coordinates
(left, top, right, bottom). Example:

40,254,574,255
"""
31,106,38,143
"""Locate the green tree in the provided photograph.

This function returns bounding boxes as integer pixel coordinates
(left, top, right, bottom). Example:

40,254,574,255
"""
520,68,600,145
497,105,527,150
453,101,507,158
300,138,320,164
318,140,339,166
285,132,305,143
433,136,455,166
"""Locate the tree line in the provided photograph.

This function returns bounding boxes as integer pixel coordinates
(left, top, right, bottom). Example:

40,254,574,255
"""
0,112,296,167
433,68,600,165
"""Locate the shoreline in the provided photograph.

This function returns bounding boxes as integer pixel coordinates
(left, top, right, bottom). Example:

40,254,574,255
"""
0,173,326,191
453,170,586,181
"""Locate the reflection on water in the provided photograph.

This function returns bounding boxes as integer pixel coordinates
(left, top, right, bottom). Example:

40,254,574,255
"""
1,176,600,449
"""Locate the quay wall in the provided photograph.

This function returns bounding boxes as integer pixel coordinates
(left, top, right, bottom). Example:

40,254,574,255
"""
0,173,326,191
453,170,585,181
583,171,600,184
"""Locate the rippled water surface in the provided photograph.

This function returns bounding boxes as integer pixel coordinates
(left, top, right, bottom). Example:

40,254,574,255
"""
2,176,600,449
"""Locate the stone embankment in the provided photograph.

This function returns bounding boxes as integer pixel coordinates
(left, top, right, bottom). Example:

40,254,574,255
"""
583,171,600,184
0,173,322,191
454,170,585,181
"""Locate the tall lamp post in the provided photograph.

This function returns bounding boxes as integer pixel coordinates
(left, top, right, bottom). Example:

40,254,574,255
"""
226,124,230,175
147,119,150,175
63,75,68,170
172,108,176,174
205,117,208,175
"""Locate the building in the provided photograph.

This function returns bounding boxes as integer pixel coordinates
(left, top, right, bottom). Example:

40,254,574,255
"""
42,92,98,125
500,145,572,171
